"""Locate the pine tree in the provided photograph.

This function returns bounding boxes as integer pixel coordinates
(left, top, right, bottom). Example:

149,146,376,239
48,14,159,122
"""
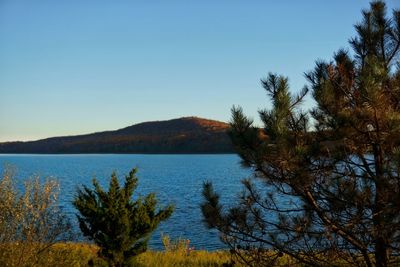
202,1,400,266
73,168,174,267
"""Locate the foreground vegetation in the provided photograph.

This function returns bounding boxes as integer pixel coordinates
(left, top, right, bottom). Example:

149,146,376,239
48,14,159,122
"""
202,1,400,266
0,166,72,267
73,169,174,266
1,241,400,266
0,242,305,267
0,167,235,266
0,241,233,267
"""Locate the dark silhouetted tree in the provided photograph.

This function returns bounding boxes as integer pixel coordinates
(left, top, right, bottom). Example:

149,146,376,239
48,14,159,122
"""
73,168,174,267
202,1,400,266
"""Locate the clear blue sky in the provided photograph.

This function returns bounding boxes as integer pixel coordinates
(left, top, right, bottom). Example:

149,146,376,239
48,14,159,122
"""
1,0,399,142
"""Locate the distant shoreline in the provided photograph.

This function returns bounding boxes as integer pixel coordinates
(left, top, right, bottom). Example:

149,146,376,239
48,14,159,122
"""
0,117,234,154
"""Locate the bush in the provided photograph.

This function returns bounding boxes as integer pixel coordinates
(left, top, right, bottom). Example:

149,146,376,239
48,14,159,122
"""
73,168,174,267
0,166,72,266
161,233,194,255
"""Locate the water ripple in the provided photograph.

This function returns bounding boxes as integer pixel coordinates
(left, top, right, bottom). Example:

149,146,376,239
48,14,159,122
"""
0,154,249,250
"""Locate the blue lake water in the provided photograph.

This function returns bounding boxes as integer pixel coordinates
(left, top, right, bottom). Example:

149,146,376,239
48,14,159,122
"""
0,154,251,250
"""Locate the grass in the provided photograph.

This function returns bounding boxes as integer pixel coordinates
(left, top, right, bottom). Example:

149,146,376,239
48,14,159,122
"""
36,243,305,266
0,242,96,267
133,250,234,267
6,242,400,266
8,242,235,267
0,242,353,266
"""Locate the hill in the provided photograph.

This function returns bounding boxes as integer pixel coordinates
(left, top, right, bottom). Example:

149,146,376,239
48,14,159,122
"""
0,117,234,154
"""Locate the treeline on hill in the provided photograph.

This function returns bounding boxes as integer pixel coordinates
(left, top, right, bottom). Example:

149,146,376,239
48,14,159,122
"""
0,117,234,154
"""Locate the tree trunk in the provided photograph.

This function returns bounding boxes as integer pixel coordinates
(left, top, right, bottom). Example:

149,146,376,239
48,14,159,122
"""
373,143,388,267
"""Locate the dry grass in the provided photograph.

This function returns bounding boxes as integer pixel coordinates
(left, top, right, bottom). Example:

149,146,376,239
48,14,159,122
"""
15,242,235,267
4,242,400,266
133,250,234,267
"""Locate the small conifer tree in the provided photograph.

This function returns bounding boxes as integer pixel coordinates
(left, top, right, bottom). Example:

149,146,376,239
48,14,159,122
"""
73,168,173,266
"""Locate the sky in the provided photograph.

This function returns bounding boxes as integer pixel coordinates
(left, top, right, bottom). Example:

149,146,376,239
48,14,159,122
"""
1,0,399,142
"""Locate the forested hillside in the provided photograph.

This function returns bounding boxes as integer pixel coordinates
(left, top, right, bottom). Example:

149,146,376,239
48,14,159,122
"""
0,117,233,153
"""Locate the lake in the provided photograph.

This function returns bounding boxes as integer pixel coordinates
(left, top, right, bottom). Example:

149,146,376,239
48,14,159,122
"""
0,154,251,250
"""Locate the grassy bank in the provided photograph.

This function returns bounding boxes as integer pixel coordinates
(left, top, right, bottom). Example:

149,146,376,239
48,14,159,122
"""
5,242,400,266
2,242,307,267
2,242,235,267
134,250,233,267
